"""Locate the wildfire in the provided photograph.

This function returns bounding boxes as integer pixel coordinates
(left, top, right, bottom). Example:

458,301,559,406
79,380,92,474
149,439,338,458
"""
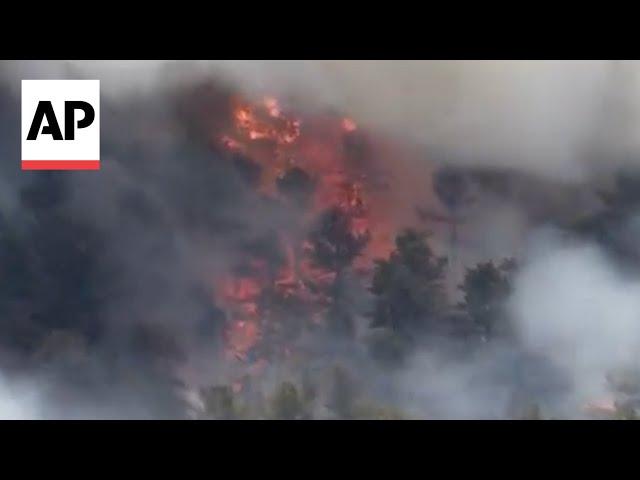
213,94,397,369
232,97,300,146
215,275,264,360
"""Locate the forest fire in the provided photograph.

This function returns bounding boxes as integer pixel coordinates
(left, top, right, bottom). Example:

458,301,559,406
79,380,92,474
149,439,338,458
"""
216,275,263,361
6,61,640,420
213,95,397,364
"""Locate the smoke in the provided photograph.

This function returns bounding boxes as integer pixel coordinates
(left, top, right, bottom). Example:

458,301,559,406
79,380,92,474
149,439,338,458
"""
509,231,640,412
3,60,640,419
394,222,640,419
394,343,567,419
220,60,640,182
16,60,640,181
8,60,640,181
388,230,640,419
0,373,44,419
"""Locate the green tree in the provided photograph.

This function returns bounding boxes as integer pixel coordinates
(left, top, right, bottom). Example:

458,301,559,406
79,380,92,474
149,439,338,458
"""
308,207,370,273
306,207,371,340
370,229,447,334
458,259,516,338
324,272,358,338
571,169,640,265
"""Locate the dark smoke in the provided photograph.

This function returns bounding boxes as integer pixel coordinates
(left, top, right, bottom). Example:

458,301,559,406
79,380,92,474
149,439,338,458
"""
3,61,640,419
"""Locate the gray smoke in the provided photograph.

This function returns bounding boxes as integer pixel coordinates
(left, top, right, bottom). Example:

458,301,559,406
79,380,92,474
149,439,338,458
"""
11,60,640,180
509,231,640,412
3,60,640,419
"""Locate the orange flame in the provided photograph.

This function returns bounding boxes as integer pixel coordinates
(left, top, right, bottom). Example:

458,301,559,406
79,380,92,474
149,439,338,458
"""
215,95,399,367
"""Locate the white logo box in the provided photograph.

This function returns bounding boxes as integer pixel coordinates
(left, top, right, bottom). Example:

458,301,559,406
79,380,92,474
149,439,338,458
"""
22,79,100,170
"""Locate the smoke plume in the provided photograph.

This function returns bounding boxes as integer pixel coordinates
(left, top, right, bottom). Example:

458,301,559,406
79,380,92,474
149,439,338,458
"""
2,60,640,419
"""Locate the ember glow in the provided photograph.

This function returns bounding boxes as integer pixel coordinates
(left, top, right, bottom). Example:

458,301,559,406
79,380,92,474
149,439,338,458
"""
7,61,640,420
211,95,402,366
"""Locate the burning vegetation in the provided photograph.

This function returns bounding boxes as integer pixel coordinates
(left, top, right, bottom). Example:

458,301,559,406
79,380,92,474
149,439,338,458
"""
209,94,396,368
4,68,640,419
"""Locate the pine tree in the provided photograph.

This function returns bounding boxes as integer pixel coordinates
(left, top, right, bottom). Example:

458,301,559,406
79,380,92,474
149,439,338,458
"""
458,258,516,338
308,207,370,273
370,229,447,334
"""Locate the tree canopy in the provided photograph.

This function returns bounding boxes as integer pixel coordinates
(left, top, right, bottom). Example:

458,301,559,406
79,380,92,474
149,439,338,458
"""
370,229,447,334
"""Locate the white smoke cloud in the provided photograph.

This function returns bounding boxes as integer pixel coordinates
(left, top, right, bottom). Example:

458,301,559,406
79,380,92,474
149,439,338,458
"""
4,60,640,418
0,373,44,419
509,231,640,410
5,60,638,182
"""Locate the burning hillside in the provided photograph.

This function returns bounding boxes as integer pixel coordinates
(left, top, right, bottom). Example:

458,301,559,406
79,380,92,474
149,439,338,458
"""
4,61,640,419
207,93,404,374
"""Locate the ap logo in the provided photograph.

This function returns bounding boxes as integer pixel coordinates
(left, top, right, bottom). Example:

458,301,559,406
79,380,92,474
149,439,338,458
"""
21,80,100,170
